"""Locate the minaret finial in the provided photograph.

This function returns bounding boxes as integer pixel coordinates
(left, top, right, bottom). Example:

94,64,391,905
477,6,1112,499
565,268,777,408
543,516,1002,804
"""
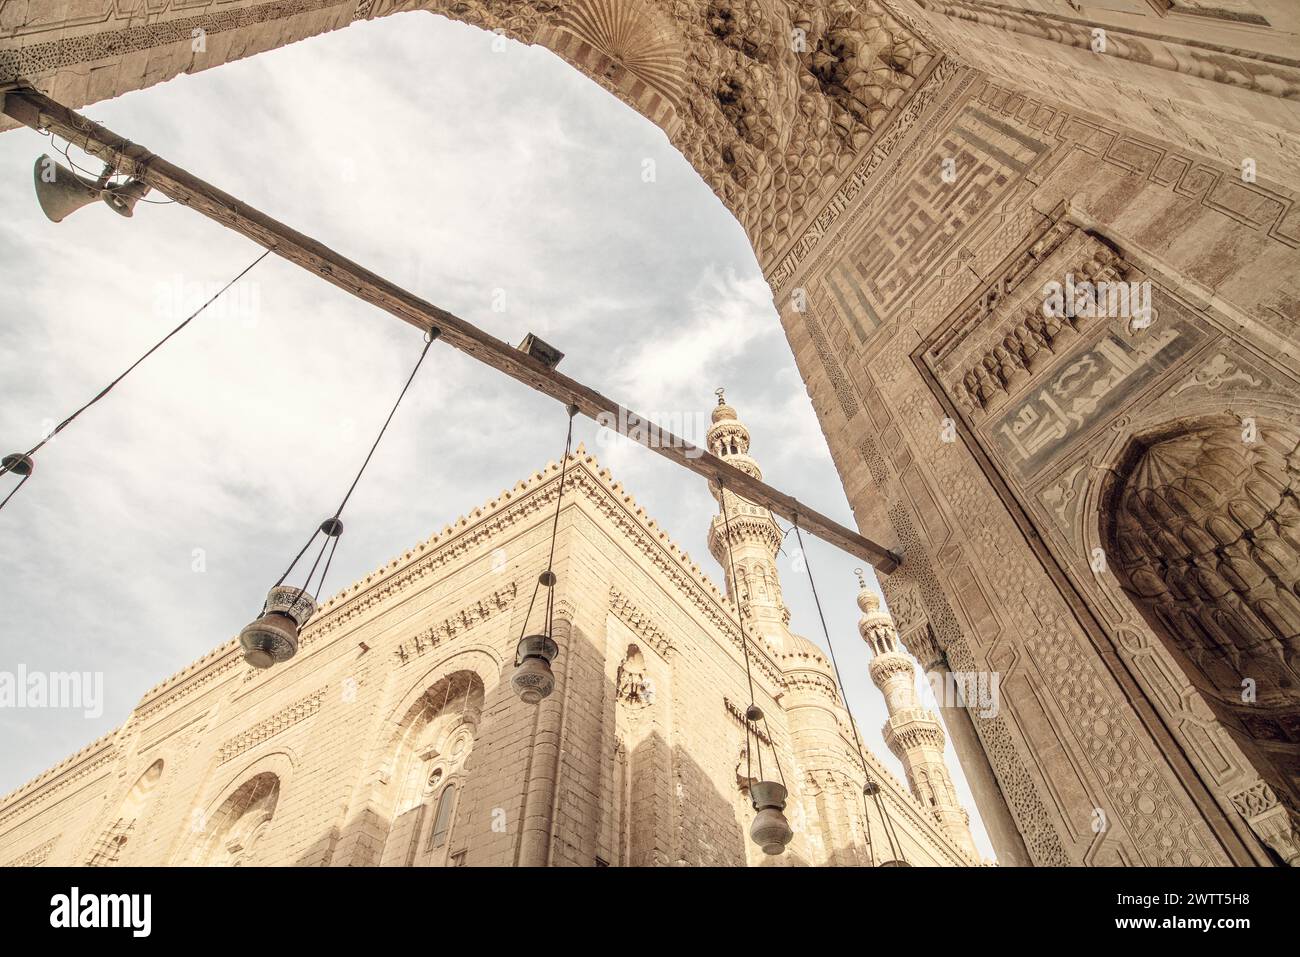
715,387,726,406
854,567,866,589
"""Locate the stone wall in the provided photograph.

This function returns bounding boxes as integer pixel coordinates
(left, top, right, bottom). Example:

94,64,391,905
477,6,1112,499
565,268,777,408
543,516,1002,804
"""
0,453,966,866
776,56,1300,864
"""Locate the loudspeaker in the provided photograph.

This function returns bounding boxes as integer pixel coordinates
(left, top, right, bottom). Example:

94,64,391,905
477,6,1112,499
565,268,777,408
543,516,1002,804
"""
33,154,99,222
33,154,151,222
101,177,151,218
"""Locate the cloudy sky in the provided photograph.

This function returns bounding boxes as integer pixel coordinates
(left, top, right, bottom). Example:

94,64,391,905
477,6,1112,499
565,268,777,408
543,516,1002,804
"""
0,13,992,858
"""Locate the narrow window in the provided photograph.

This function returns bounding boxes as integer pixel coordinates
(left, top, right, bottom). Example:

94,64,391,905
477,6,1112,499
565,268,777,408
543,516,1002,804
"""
428,783,458,849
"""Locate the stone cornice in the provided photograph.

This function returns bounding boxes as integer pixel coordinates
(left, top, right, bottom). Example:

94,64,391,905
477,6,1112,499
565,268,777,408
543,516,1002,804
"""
803,762,967,866
0,737,117,828
8,447,801,813
917,0,1300,98
884,708,948,754
723,696,772,746
66,446,786,762
869,651,916,686
581,479,784,686
135,646,243,722
3,836,57,867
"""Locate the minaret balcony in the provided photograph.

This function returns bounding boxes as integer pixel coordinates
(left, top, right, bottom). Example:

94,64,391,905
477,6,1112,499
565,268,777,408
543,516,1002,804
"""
882,708,947,753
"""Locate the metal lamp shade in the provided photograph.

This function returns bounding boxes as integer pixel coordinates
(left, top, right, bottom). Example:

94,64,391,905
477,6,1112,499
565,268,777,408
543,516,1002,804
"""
239,586,317,669
749,780,793,856
512,633,559,704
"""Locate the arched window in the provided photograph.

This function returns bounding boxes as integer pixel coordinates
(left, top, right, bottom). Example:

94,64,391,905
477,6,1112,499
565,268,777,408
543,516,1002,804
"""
428,783,458,850
378,670,483,867
192,772,280,867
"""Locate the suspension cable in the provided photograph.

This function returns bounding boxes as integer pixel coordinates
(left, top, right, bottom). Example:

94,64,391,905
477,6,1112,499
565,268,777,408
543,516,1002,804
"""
791,518,906,864
0,250,271,510
791,521,872,778
275,328,438,603
516,403,578,644
0,472,32,512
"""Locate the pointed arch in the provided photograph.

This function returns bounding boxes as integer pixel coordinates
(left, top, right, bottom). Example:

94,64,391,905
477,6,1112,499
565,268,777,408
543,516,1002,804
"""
192,773,281,867
375,668,486,867
85,758,164,866
177,749,297,866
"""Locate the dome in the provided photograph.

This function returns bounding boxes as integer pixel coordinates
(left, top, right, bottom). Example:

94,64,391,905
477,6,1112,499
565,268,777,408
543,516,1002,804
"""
781,632,832,671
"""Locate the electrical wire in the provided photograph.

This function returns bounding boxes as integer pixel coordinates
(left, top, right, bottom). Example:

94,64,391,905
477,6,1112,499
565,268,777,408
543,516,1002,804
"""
717,476,785,788
53,136,174,204
0,472,32,512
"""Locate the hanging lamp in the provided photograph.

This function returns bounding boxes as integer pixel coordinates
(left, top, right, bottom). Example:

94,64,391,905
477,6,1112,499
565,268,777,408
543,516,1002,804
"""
512,622,560,703
511,405,578,703
743,703,794,856
238,331,436,669
238,518,341,668
0,453,35,512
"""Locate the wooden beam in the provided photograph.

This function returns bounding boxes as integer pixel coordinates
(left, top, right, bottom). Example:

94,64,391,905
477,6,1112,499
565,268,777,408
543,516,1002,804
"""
1,86,902,573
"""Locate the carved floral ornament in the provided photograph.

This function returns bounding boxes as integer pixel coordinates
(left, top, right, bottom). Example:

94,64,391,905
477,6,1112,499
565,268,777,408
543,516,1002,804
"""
5,838,57,868
394,583,519,665
134,453,723,697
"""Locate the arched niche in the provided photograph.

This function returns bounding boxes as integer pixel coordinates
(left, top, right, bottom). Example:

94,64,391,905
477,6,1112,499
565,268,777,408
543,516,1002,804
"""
85,758,164,866
375,668,486,866
195,772,282,866
180,749,297,866
1099,416,1300,817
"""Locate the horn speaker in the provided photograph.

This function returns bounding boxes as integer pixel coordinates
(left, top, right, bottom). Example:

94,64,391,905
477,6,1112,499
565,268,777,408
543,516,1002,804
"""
33,154,150,222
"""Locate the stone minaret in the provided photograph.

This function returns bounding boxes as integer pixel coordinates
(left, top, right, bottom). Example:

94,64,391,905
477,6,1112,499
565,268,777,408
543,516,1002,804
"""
707,390,873,865
857,575,978,860
706,389,790,653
